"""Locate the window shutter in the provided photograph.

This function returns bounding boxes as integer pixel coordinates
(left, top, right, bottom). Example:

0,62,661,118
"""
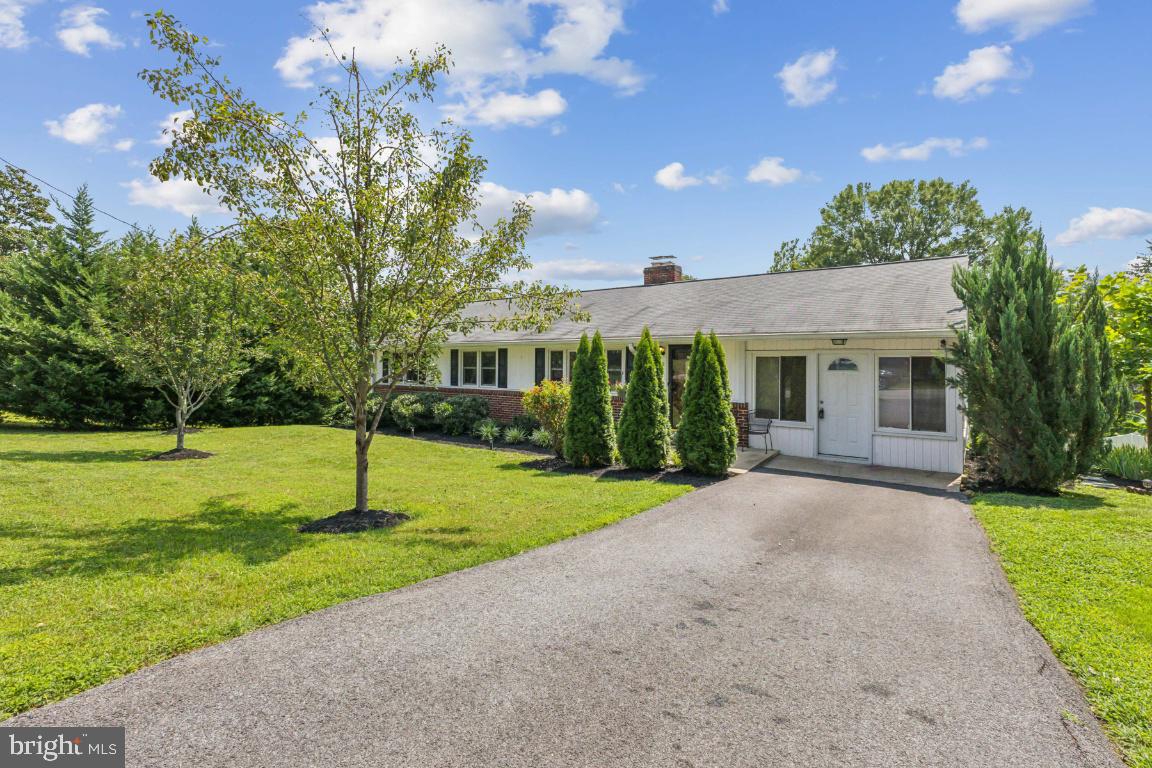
534,348,545,385
450,349,459,387
625,347,635,382
498,348,509,388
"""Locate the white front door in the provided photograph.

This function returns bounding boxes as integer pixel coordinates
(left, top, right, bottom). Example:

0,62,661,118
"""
818,353,870,459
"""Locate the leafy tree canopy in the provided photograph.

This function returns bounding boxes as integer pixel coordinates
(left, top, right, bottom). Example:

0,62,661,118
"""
771,178,992,272
0,164,54,262
139,12,580,511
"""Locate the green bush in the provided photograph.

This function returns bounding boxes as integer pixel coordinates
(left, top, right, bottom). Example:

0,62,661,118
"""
503,425,527,444
509,413,539,434
474,417,501,447
326,394,392,429
675,330,737,476
522,379,570,456
390,394,426,435
563,332,617,467
432,395,489,436
1096,445,1152,481
617,327,672,470
529,428,552,449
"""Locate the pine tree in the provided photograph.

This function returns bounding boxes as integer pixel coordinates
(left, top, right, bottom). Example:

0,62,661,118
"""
0,187,163,427
675,330,737,475
951,209,1116,491
618,327,672,469
563,331,617,467
709,330,738,458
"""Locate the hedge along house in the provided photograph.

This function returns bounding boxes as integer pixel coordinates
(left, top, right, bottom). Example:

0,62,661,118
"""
386,255,968,474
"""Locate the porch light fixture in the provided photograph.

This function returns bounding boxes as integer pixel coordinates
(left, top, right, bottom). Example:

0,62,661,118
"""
831,338,847,346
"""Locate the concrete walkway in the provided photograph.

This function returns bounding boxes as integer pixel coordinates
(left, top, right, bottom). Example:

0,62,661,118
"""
9,471,1120,767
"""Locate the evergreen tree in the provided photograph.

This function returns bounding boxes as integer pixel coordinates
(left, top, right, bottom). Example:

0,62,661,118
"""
709,330,738,458
0,188,163,427
564,331,617,467
617,327,672,469
951,209,1116,491
0,165,54,262
675,330,737,475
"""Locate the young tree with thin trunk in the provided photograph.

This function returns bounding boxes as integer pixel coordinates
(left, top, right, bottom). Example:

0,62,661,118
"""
1099,266,1152,447
105,229,257,453
140,13,576,513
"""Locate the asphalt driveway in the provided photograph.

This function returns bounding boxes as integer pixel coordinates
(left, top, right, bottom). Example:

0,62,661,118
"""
8,469,1122,767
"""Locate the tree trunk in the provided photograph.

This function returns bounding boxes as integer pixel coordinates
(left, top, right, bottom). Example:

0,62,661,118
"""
354,397,369,513
1144,378,1151,450
175,394,187,451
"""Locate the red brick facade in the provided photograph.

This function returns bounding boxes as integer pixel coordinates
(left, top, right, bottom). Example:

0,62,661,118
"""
387,384,750,447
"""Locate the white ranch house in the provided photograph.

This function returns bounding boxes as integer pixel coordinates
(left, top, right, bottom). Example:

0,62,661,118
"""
390,256,968,474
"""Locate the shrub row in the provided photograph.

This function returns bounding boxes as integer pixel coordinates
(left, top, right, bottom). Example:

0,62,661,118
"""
326,391,541,442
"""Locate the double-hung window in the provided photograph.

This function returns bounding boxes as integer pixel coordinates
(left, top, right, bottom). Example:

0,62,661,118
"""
480,350,498,386
878,356,946,432
461,351,479,386
549,350,566,382
754,356,807,422
606,349,625,390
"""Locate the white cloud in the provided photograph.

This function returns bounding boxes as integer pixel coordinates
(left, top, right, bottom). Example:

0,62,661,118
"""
476,181,599,238
45,103,121,145
955,0,1091,39
653,162,728,191
275,0,643,129
1054,207,1152,246
932,45,1030,101
712,0,729,15
57,5,121,55
151,109,194,146
445,89,567,127
745,157,803,186
860,136,989,162
123,176,227,217
113,138,134,152
525,258,641,282
0,0,35,49
777,48,837,107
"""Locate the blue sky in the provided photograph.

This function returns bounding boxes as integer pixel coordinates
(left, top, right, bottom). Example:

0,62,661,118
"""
1,0,1149,287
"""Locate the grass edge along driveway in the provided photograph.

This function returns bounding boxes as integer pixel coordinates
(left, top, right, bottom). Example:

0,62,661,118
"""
974,487,1152,768
0,425,694,718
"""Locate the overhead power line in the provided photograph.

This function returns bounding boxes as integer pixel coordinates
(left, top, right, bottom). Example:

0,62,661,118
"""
0,154,146,234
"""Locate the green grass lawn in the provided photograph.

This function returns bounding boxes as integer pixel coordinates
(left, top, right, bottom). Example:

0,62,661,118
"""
974,487,1152,767
0,425,693,719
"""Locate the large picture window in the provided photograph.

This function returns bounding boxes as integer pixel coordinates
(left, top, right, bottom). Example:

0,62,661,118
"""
754,355,807,421
878,356,946,432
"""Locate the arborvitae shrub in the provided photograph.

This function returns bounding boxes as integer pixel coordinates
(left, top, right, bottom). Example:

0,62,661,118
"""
617,327,672,469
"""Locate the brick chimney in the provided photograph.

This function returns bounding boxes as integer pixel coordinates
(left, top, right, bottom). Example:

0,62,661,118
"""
643,255,682,285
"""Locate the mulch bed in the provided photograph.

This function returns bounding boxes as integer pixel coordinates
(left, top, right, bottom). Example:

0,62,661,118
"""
518,457,722,488
1098,475,1152,495
959,454,1061,496
299,509,411,534
142,448,214,461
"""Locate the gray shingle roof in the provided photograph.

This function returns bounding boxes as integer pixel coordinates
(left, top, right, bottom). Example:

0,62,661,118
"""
451,256,967,344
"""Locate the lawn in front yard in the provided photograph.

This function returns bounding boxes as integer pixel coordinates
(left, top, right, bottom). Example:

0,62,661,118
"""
0,425,694,719
974,487,1152,767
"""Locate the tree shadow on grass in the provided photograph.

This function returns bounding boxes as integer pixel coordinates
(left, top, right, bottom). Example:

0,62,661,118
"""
495,458,719,489
0,497,320,586
0,448,156,464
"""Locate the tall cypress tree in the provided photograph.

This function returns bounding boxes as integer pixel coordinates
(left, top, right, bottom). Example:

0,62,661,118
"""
0,188,163,427
618,327,672,469
564,331,617,467
709,330,738,458
951,209,1115,491
675,330,737,475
